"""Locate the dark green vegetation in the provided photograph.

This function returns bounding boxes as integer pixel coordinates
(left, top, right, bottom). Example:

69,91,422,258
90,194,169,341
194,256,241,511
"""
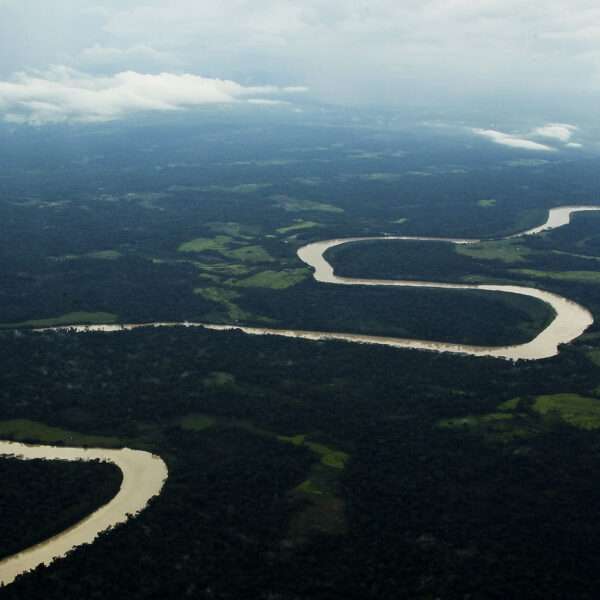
0,457,122,560
2,112,598,344
1,327,600,598
1,111,600,599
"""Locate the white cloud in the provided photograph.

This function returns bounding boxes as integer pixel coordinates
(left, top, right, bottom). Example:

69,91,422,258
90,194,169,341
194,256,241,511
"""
246,98,287,105
472,128,556,151
532,123,577,141
0,66,293,124
283,86,309,93
2,1,600,110
565,142,583,148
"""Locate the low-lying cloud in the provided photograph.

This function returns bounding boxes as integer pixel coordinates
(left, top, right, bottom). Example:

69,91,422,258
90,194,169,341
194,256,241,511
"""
0,66,303,124
532,123,577,142
472,129,556,151
473,122,582,151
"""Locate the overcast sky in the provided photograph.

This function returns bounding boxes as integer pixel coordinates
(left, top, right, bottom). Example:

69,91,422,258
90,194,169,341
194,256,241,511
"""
1,0,599,124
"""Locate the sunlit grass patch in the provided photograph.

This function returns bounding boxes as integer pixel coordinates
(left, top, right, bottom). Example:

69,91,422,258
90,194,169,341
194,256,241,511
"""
194,286,254,321
178,236,232,253
276,220,319,234
225,245,274,262
202,371,235,386
532,394,600,429
89,250,122,260
0,419,122,447
4,311,118,328
277,434,349,469
270,194,343,213
510,269,600,283
179,235,273,263
478,198,496,207
456,239,531,263
234,268,308,289
498,397,521,411
391,218,407,224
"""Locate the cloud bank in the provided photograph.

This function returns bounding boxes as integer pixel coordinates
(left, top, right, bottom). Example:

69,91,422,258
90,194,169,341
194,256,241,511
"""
3,1,600,111
473,129,556,151
0,67,300,124
473,123,582,151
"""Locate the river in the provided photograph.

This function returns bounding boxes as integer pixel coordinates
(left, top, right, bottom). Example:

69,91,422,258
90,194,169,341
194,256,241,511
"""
0,442,167,586
1,205,598,586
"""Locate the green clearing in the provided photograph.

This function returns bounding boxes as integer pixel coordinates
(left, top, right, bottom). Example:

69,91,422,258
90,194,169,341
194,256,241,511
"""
498,397,521,410
440,393,600,441
532,394,600,429
478,198,496,207
456,239,531,263
510,269,600,283
177,236,232,253
225,245,273,262
391,218,407,224
178,236,273,263
270,194,343,213
439,411,537,442
197,263,252,276
180,415,348,470
276,220,319,234
276,433,349,469
553,250,600,262
0,419,122,447
194,287,254,321
4,311,118,329
202,371,236,386
233,268,308,289
89,250,122,260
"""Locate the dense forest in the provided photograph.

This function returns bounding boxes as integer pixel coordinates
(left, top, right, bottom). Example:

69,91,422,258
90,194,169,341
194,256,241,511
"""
0,458,122,561
1,112,600,598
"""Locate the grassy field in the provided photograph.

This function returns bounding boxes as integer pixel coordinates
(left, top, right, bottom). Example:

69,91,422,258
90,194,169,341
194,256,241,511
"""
177,236,232,253
276,433,349,469
4,311,118,328
276,220,319,234
202,371,236,386
270,194,343,213
510,269,600,283
178,236,274,263
233,268,308,289
477,198,496,207
0,419,123,447
455,239,531,263
532,394,600,429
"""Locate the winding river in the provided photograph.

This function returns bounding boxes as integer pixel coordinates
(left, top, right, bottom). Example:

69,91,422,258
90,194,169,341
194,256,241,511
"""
49,205,600,361
1,205,599,586
0,443,167,586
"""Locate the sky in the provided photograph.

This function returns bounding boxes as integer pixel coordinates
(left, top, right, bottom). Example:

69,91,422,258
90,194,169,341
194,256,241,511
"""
1,0,599,125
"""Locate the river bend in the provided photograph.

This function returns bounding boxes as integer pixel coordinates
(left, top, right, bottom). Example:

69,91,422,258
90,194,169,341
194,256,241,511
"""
0,205,598,586
0,442,167,586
